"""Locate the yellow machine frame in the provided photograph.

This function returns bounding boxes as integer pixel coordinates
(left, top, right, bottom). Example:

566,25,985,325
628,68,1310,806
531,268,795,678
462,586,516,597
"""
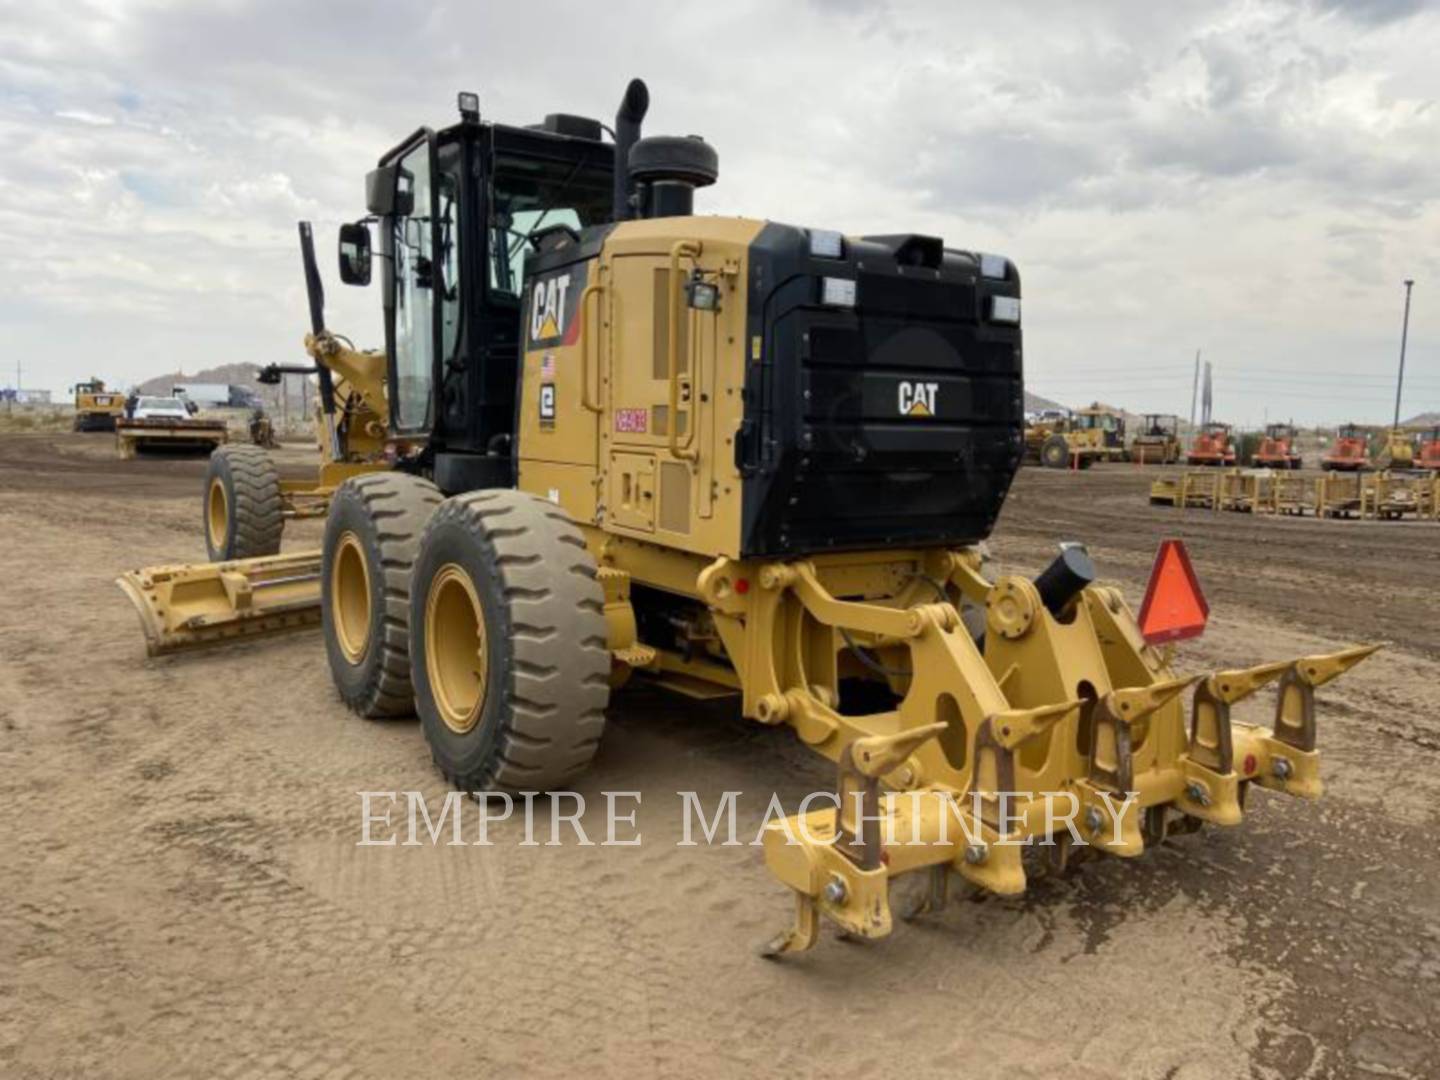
277,332,394,516
118,128,1380,957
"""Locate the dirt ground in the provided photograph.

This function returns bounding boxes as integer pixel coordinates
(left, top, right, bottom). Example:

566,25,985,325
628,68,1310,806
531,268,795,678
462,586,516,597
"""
2,434,1437,1080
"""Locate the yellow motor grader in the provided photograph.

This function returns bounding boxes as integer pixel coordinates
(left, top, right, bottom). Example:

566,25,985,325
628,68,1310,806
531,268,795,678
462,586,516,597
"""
119,81,1375,955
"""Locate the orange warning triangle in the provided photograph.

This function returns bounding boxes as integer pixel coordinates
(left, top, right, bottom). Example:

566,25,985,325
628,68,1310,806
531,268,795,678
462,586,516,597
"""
1137,539,1209,644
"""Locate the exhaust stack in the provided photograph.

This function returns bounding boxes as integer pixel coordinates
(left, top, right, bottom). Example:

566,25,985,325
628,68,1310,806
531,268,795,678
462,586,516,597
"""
612,78,650,221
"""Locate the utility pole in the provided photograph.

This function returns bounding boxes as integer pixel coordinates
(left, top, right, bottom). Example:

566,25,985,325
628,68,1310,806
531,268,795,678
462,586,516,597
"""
1189,349,1200,432
1392,279,1415,431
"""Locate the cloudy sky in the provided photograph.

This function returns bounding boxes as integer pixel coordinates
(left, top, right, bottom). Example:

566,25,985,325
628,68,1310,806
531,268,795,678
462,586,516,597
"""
2,0,1437,425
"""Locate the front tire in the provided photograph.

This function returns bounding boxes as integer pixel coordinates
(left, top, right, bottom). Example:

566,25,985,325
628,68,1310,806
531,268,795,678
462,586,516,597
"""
204,445,283,560
1040,435,1070,469
411,491,610,792
321,472,441,718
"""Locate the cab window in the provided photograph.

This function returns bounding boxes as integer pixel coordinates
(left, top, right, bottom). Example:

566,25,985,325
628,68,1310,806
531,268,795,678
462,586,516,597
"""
437,166,462,363
392,142,434,431
486,149,611,298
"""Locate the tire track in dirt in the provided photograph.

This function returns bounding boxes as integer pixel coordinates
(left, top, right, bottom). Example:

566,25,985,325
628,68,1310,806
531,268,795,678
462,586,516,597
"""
3,435,1437,1079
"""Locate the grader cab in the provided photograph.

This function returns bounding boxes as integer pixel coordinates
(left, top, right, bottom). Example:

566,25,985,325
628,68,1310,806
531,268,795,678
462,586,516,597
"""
118,80,1376,953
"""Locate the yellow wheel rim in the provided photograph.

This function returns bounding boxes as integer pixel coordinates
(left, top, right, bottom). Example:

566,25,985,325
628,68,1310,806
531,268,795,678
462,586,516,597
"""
425,563,488,734
331,531,372,664
207,477,229,552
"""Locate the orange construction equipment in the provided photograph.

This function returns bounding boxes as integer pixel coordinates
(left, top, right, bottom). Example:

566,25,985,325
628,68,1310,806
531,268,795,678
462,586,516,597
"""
1186,422,1236,467
1253,423,1302,470
1323,423,1371,472
1419,426,1440,471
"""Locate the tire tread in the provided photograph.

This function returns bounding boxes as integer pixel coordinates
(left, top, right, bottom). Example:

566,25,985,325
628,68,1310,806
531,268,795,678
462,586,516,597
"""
324,473,442,718
417,491,610,792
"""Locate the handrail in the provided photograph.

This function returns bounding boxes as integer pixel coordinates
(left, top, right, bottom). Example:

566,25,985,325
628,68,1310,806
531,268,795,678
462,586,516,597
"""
579,283,602,413
667,240,702,462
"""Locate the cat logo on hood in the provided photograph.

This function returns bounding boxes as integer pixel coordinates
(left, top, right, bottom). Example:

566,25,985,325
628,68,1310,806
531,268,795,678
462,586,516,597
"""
898,380,939,417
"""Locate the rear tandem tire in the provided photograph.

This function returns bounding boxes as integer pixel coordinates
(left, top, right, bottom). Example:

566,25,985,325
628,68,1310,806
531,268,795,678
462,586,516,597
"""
204,445,284,561
321,472,443,719
410,490,610,793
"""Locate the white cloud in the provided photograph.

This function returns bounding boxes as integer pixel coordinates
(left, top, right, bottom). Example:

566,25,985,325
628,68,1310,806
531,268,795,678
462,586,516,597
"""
0,0,1436,423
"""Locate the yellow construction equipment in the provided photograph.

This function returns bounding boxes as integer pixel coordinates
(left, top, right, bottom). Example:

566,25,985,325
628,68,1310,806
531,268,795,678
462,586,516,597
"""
1025,405,1124,469
1130,414,1181,464
1154,468,1437,522
119,81,1377,953
1378,429,1416,470
71,379,125,432
1071,403,1127,461
118,551,323,657
1023,409,1077,468
116,415,229,459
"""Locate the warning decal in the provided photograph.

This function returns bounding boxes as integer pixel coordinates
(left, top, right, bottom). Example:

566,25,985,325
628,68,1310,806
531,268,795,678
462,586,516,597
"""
1136,539,1210,644
614,408,648,434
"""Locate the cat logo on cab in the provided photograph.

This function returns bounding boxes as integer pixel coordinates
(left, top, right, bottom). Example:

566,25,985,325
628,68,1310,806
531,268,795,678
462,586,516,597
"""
527,263,589,349
898,380,939,418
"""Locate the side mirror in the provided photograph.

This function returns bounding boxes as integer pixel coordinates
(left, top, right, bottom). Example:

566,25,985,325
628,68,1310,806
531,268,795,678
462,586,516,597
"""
338,222,372,287
365,164,414,217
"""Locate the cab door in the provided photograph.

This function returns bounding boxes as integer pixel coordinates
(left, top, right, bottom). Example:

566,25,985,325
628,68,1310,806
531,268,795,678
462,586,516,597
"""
384,136,439,435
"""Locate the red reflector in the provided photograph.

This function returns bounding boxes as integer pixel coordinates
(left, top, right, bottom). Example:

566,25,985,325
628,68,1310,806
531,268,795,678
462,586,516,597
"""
734,578,750,595
1137,539,1210,644
1243,754,1257,776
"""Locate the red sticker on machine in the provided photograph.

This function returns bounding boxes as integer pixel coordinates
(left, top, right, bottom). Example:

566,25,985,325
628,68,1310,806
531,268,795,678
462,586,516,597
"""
614,408,648,433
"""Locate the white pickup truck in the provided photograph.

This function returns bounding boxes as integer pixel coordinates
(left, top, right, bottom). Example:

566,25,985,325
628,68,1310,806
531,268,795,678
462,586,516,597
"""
131,396,194,421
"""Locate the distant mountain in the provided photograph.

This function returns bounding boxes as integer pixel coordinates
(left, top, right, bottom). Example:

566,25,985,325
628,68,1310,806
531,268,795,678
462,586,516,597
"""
136,362,273,401
1024,389,1065,413
1402,411,1439,428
